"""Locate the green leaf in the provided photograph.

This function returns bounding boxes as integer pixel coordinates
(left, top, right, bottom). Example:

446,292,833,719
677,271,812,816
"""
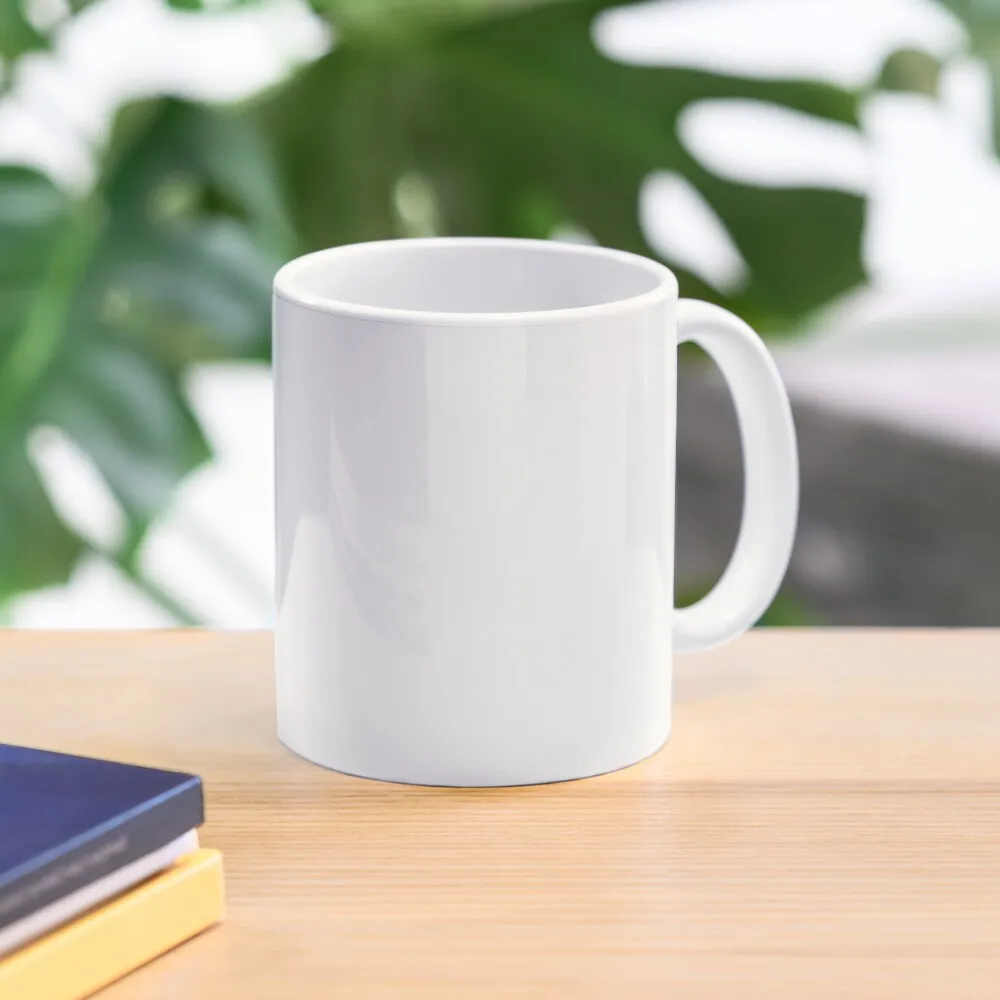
687,172,865,333
876,48,942,97
0,99,288,603
41,342,210,535
259,0,866,329
259,49,407,249
96,99,292,361
0,167,89,595
0,167,68,283
0,1,48,63
0,445,82,596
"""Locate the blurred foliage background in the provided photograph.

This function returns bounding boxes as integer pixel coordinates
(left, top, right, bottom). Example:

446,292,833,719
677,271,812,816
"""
0,0,998,625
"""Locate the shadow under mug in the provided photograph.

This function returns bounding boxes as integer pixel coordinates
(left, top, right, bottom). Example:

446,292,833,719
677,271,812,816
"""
273,238,798,787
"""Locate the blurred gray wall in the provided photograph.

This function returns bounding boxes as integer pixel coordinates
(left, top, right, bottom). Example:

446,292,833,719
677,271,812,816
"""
676,364,1000,626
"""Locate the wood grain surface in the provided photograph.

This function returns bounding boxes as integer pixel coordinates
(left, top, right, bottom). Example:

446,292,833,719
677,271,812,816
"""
1,630,998,998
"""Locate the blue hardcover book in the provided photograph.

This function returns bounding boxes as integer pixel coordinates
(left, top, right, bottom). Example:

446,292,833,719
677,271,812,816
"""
0,744,203,932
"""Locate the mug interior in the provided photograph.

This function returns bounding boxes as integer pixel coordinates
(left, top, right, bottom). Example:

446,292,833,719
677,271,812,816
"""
274,238,670,319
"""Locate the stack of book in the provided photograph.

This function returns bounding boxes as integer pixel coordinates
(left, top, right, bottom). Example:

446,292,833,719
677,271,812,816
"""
0,743,224,1000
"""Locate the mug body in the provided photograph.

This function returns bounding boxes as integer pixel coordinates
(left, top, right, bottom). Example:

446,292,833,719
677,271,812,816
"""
273,238,678,785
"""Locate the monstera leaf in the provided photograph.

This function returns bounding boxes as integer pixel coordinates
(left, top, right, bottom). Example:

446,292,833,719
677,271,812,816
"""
0,100,288,605
260,0,866,332
1,0,874,616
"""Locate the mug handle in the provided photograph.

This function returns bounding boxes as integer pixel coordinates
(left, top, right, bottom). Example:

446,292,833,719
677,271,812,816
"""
673,299,799,653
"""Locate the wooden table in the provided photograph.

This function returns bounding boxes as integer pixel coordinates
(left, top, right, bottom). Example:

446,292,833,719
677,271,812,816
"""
2,630,998,998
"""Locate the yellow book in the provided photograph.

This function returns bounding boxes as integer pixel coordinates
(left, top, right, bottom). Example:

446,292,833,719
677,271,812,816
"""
0,849,224,1000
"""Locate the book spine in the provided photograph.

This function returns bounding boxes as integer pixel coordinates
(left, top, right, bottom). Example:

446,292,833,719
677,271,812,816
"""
0,777,203,931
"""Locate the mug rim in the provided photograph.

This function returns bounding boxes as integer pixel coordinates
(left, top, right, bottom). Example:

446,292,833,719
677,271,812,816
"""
273,237,678,327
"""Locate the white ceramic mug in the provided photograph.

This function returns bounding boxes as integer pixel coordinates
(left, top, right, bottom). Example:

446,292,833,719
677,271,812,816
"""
273,238,797,786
